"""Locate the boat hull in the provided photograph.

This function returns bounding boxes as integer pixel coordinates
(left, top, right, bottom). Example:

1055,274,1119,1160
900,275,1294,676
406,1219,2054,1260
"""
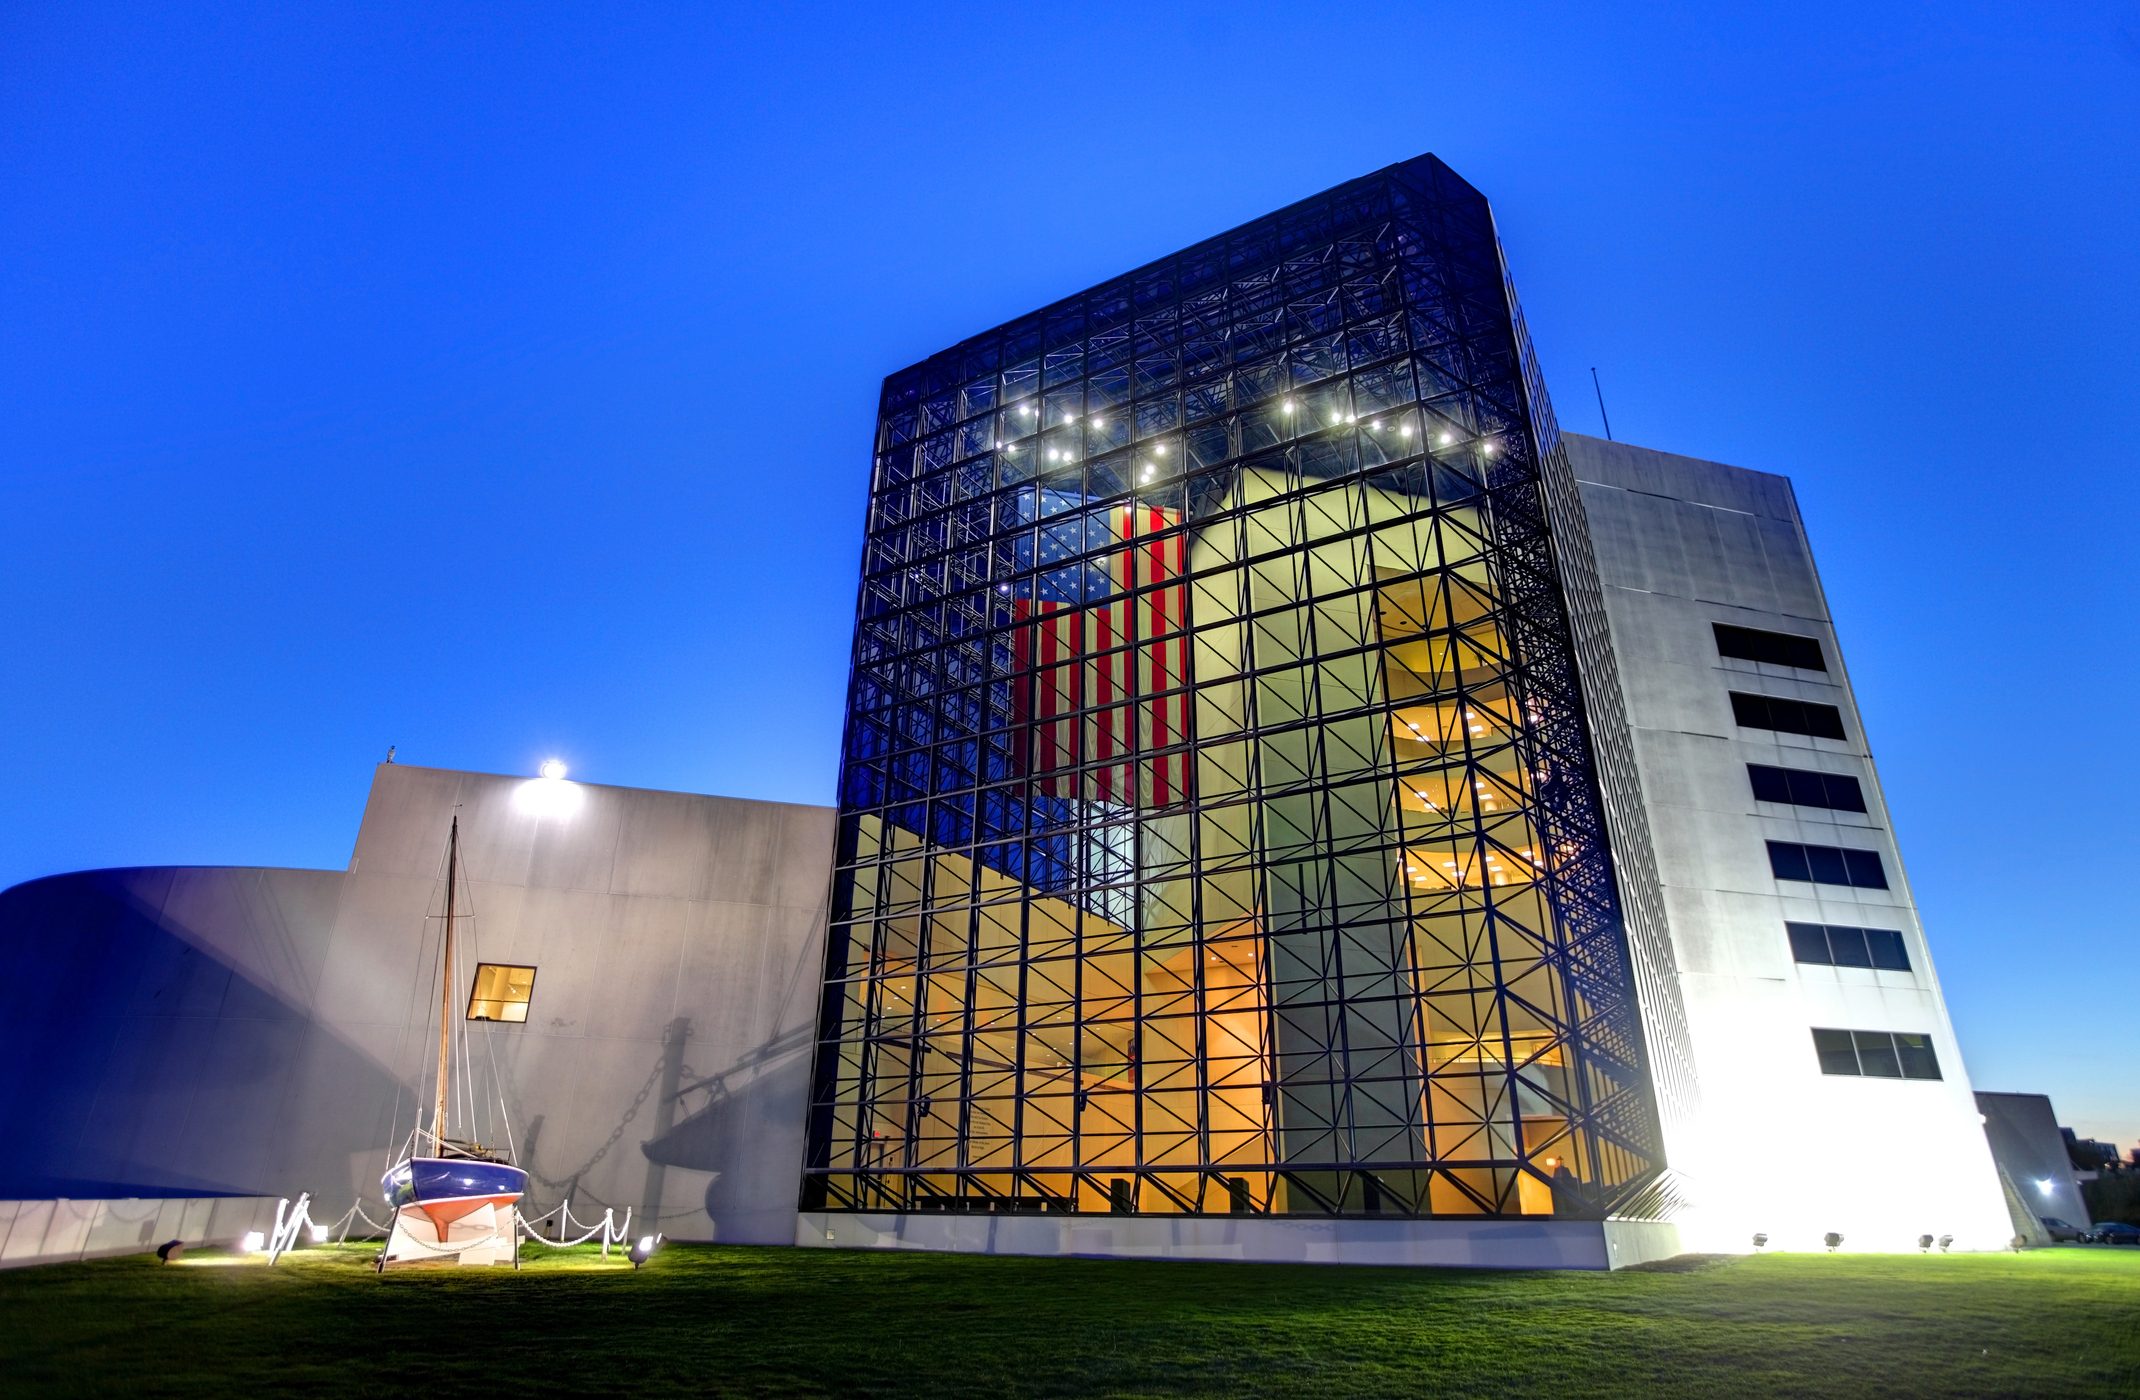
382,1156,529,1243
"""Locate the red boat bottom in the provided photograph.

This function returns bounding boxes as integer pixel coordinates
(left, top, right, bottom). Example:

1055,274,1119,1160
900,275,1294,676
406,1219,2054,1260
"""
416,1194,521,1242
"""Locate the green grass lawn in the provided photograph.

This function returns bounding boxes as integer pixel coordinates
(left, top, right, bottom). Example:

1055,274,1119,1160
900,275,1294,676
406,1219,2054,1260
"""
2,1242,2135,1398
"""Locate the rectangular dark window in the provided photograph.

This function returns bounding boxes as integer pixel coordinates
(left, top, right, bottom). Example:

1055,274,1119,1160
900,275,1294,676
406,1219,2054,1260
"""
1812,1028,1942,1080
1767,841,1889,889
1747,763,1867,813
1787,921,1910,971
1731,692,1847,740
1715,622,1827,671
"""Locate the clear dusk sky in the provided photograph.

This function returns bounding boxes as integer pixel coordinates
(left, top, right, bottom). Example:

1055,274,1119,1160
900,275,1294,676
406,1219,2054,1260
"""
4,4,2136,1150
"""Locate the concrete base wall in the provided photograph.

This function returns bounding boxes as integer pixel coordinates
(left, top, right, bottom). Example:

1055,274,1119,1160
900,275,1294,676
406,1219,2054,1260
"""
797,1211,1682,1271
0,1196,280,1269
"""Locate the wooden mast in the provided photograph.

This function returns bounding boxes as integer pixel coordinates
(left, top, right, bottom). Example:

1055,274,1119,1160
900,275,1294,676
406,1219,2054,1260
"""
433,816,458,1151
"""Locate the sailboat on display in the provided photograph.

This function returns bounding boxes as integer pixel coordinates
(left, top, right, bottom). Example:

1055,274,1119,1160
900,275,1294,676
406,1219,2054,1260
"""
377,816,529,1268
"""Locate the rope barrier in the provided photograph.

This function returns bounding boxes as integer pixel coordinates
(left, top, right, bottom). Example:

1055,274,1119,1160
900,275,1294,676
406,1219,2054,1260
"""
263,1190,643,1264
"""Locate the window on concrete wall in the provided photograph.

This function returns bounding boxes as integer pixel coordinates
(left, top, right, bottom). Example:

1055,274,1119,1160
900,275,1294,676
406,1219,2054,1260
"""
467,963,537,1023
1714,622,1827,671
1787,921,1911,971
1730,692,1847,740
1811,1028,1942,1080
1748,763,1867,812
1767,841,1889,889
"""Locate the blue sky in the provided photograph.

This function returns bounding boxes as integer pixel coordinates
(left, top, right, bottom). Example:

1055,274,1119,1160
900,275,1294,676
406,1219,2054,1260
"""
4,3,2135,1148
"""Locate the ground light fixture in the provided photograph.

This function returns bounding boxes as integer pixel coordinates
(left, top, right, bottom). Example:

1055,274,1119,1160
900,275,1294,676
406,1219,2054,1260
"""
1823,1232,1843,1253
1918,1234,1935,1253
308,1224,330,1244
628,1235,660,1270
1938,1235,1954,1253
1751,1233,1768,1252
241,1231,266,1253
155,1240,184,1264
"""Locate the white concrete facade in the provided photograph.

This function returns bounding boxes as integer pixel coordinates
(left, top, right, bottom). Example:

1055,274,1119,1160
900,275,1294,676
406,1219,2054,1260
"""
1566,434,2011,1253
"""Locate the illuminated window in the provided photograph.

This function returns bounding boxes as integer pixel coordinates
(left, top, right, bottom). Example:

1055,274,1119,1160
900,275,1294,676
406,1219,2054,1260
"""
467,963,536,1023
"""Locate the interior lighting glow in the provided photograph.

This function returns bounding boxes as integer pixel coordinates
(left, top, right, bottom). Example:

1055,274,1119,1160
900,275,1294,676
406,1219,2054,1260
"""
1021,403,1036,417
1438,432,1453,446
1401,422,1416,438
1481,440,1496,456
1151,442,1166,455
1282,399,1297,413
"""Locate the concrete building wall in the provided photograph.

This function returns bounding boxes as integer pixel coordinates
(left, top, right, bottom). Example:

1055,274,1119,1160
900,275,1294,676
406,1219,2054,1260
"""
1978,1091,2090,1233
0,765,833,1245
1566,434,2011,1251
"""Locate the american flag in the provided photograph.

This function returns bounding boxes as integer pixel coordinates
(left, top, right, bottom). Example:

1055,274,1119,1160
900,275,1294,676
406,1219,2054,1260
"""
1013,505,1189,810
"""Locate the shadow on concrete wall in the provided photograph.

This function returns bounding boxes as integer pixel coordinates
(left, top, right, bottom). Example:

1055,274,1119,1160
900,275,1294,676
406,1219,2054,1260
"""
643,1022,813,1244
0,869,403,1201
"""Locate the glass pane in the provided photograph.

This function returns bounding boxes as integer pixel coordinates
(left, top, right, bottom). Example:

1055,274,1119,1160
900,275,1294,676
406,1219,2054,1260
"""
1812,1028,1859,1076
1786,922,1831,964
1827,927,1873,968
1853,1031,1902,1078
1894,1034,1941,1080
1865,929,1911,971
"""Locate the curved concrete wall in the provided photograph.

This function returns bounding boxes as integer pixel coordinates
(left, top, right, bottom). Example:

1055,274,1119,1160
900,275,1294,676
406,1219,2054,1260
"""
0,765,832,1245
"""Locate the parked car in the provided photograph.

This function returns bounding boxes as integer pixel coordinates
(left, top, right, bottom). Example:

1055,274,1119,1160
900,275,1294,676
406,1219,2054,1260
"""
2082,1221,2140,1245
2040,1217,2087,1242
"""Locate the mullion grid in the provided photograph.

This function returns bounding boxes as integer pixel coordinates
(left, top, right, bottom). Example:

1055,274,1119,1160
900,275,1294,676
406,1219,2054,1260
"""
807,160,1667,1220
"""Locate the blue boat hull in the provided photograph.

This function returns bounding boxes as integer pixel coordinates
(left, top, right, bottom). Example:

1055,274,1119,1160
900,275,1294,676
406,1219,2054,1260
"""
381,1156,529,1241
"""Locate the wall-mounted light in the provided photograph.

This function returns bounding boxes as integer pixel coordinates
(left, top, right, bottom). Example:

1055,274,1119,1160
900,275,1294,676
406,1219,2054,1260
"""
538,758,567,781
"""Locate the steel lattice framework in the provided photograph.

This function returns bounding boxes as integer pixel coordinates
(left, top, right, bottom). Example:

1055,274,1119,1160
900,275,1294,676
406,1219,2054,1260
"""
803,154,1695,1222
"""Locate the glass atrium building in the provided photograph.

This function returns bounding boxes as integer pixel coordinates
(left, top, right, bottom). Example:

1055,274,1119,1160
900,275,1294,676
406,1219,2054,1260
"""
802,155,1700,1237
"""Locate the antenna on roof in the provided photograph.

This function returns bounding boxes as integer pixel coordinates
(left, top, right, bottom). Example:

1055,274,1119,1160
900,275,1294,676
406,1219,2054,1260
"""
1589,368,1614,442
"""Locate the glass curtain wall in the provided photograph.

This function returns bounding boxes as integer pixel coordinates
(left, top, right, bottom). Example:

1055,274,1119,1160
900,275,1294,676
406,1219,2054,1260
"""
805,156,1669,1220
